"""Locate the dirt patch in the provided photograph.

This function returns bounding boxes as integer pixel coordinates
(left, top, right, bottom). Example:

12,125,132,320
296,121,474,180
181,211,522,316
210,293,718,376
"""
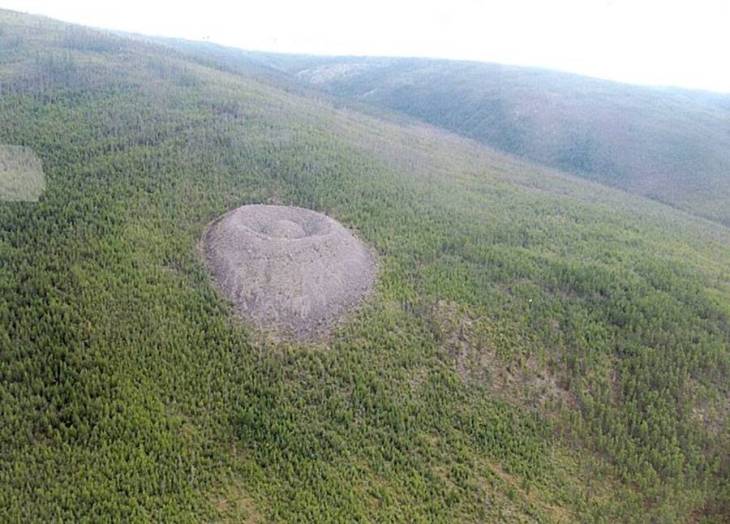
687,377,730,439
209,480,263,523
431,300,576,413
203,205,376,340
0,145,45,202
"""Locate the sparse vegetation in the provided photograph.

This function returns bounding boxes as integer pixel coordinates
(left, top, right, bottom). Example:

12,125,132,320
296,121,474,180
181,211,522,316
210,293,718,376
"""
0,144,45,201
0,9,729,522
251,54,730,227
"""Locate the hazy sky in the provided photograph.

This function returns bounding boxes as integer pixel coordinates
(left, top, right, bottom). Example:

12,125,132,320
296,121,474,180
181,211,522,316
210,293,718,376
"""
2,0,729,93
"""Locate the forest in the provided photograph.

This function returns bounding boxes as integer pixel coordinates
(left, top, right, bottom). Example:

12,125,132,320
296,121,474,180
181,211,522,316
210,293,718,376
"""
0,144,45,201
0,9,729,522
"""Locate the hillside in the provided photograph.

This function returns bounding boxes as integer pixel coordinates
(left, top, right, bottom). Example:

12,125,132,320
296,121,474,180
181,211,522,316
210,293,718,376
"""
1,10,729,522
242,53,730,228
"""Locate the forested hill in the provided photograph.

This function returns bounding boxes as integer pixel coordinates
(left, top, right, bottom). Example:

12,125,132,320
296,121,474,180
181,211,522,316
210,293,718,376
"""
238,53,730,228
1,9,730,522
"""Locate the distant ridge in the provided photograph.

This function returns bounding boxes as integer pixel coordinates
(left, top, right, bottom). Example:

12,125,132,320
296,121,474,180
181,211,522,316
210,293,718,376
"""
234,52,730,227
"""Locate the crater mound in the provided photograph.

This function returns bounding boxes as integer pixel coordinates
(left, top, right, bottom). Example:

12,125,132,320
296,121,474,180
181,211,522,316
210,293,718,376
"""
203,205,376,340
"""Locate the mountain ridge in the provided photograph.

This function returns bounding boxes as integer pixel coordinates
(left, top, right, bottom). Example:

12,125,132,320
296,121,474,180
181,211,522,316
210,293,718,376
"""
210,51,730,228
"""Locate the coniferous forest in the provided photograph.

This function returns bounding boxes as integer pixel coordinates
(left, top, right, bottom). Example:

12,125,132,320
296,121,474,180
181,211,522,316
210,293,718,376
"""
0,9,729,522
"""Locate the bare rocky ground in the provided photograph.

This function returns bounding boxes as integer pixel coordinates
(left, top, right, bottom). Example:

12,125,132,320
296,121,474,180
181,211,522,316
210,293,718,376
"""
203,205,376,340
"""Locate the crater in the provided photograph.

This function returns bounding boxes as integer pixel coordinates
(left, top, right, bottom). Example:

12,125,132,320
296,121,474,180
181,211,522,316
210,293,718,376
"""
264,219,306,239
239,206,332,240
203,205,376,340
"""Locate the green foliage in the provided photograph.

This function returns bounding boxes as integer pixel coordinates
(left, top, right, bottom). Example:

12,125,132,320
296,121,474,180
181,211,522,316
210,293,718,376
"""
0,9,729,522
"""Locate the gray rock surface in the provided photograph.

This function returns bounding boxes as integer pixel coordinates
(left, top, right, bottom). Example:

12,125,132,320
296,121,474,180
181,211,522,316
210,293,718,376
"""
203,205,376,340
